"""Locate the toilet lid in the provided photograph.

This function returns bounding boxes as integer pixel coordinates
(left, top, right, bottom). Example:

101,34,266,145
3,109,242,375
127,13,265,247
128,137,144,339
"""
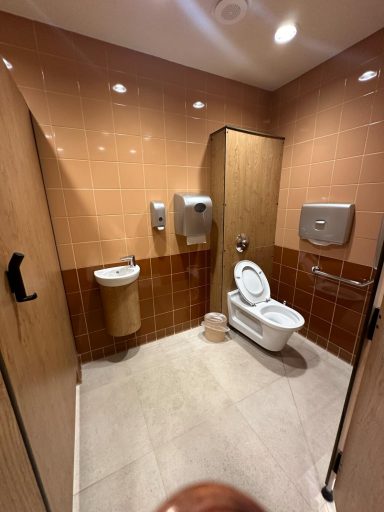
234,260,270,305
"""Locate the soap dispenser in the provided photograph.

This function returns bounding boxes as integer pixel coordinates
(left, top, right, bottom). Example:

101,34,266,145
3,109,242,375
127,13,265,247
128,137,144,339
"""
150,201,166,231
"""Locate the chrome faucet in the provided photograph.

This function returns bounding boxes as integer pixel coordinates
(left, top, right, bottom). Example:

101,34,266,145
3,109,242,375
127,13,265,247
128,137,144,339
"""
120,255,136,267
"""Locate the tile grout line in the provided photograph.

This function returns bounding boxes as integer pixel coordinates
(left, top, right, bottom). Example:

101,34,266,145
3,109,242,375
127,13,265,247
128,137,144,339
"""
234,379,316,510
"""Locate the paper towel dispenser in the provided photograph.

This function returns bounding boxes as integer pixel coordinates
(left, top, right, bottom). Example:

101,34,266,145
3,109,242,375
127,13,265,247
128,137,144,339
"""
174,193,212,245
299,203,355,246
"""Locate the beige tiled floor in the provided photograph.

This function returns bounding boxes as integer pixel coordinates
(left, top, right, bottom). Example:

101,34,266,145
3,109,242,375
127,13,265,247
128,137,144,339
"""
73,327,351,512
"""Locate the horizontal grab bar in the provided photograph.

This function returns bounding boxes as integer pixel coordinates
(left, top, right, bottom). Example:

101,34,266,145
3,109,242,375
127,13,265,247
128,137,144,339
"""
311,266,374,288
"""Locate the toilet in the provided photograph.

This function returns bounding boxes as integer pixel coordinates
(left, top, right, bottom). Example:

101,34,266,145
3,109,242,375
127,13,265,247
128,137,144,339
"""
227,260,304,351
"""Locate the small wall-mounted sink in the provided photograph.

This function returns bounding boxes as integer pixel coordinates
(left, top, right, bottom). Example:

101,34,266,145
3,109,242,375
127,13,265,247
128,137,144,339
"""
94,265,140,287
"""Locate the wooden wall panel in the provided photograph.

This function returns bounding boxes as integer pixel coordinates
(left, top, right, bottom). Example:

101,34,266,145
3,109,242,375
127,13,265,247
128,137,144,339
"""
209,129,226,312
210,128,283,316
0,371,45,512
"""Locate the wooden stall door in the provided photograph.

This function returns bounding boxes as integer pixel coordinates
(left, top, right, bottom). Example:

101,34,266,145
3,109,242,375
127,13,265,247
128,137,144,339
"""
0,65,77,510
334,298,384,511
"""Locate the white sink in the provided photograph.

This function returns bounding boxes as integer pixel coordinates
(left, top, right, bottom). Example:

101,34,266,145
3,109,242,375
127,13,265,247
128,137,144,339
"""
94,265,140,287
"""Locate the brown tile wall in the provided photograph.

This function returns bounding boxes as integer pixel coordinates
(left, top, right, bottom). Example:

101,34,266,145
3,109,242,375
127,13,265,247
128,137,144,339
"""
271,246,374,364
62,250,210,363
272,29,384,269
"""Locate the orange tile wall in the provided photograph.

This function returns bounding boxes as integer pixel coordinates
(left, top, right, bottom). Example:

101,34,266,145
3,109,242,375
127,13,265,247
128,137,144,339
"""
1,11,383,364
0,11,273,270
270,29,384,364
272,29,384,268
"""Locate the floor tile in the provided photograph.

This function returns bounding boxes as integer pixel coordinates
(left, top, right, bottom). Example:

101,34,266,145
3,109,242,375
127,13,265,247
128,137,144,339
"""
119,340,168,374
77,377,152,491
237,377,315,481
295,452,332,511
73,452,165,512
133,354,231,447
80,355,131,394
73,386,81,494
281,333,324,371
76,327,349,511
286,358,350,422
198,333,286,402
159,331,202,358
155,405,311,512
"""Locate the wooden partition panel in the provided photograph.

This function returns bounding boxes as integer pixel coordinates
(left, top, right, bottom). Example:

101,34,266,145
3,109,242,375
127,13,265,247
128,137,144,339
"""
0,63,77,511
334,297,384,511
0,371,45,512
210,127,283,315
210,129,227,313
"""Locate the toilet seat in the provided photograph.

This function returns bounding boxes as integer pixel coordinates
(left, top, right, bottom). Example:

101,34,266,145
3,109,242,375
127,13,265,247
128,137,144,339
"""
234,260,270,306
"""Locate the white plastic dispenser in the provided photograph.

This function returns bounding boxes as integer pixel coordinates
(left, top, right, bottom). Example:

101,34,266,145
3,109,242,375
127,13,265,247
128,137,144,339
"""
174,193,212,245
299,203,355,246
150,201,166,231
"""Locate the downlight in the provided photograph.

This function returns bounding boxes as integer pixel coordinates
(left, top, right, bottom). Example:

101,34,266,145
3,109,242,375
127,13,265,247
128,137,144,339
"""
213,0,248,25
274,23,297,44
112,83,127,93
193,100,206,109
2,57,12,69
358,70,378,82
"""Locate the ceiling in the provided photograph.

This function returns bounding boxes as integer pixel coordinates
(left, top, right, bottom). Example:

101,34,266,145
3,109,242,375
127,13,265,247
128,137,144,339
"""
0,0,383,90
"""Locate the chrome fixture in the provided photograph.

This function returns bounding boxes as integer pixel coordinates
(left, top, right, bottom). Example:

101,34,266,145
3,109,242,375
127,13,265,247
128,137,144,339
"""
121,255,136,267
235,233,249,253
311,266,374,288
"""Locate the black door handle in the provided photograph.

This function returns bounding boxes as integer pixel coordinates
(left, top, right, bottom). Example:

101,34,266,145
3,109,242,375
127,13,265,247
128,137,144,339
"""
6,252,38,303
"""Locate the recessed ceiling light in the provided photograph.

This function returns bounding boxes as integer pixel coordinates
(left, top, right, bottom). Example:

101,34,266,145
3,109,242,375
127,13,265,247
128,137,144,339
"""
56,147,64,152
358,70,378,82
2,57,13,70
112,83,127,93
274,23,297,44
193,100,206,109
97,146,106,151
129,149,137,155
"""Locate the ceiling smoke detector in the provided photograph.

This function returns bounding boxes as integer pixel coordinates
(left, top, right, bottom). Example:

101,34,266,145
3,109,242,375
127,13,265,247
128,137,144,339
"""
213,0,248,25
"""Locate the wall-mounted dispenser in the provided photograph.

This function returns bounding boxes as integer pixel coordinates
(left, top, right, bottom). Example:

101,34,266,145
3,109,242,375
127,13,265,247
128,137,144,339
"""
150,201,166,231
299,203,355,246
174,193,212,245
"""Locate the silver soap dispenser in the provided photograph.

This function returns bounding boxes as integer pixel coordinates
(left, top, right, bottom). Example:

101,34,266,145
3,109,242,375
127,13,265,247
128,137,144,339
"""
150,201,166,231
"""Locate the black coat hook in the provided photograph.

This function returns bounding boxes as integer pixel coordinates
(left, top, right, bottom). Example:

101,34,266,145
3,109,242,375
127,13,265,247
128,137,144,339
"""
6,252,38,303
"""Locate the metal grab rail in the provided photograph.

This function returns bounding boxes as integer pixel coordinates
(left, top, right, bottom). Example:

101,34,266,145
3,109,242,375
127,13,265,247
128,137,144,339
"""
311,266,374,288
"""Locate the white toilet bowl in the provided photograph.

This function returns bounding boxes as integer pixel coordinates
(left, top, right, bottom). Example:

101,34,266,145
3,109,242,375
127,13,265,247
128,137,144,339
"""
227,260,304,351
